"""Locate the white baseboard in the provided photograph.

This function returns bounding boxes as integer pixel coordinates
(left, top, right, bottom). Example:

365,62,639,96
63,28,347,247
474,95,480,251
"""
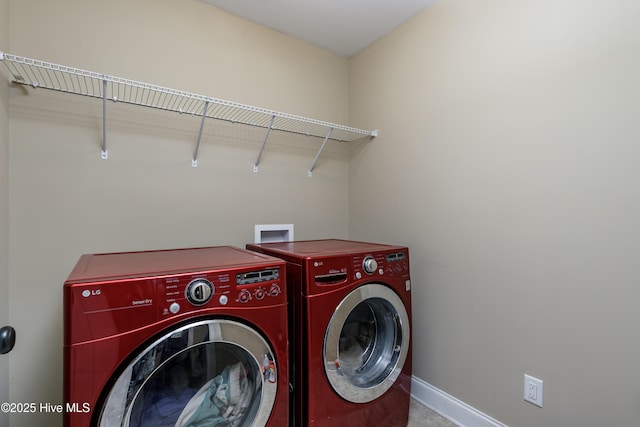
411,376,509,427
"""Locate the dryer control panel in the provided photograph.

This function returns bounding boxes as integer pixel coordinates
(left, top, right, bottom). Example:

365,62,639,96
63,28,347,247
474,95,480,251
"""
64,246,287,345
160,266,284,317
65,264,285,344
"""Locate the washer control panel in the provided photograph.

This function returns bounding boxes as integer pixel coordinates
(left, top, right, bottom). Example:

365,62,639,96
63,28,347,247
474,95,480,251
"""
352,251,410,280
384,252,410,276
160,265,283,316
301,250,410,296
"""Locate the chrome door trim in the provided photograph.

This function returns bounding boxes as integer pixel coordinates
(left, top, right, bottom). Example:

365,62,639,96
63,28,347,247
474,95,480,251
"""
98,318,278,427
323,283,410,403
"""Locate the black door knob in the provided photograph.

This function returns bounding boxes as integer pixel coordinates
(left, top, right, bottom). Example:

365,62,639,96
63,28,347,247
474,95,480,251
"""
0,326,16,354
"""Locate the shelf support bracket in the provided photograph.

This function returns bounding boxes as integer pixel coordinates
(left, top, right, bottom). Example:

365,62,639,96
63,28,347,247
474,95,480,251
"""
101,78,108,159
253,115,276,172
192,100,210,167
307,127,333,177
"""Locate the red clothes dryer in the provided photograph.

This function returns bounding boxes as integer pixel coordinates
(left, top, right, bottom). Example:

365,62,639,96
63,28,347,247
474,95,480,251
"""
246,239,412,427
63,246,288,427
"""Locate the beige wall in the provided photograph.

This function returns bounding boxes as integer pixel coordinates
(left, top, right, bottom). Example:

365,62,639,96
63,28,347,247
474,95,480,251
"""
350,0,640,426
7,0,350,425
1,0,10,424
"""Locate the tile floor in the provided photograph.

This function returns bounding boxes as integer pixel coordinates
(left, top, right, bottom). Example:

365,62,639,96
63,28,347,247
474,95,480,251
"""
408,399,458,427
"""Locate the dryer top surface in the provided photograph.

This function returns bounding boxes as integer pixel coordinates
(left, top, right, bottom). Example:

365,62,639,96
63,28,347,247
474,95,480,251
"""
66,246,283,283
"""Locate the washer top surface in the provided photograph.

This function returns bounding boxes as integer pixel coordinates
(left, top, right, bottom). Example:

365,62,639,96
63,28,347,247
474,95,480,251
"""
250,239,406,258
66,246,282,283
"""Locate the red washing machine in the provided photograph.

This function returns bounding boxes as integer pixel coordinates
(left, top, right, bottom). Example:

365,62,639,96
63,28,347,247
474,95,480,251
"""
246,239,412,427
63,246,288,427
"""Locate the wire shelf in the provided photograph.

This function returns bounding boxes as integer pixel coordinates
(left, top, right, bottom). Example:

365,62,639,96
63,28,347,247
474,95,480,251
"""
0,52,377,173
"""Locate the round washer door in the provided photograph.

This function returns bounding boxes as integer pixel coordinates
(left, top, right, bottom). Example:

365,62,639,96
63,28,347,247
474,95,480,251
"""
98,319,278,427
323,283,410,403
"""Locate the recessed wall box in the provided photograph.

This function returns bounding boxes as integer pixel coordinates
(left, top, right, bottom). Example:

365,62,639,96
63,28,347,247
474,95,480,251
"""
254,224,294,244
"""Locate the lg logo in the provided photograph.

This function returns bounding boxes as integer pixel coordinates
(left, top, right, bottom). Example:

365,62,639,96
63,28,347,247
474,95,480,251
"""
82,289,101,298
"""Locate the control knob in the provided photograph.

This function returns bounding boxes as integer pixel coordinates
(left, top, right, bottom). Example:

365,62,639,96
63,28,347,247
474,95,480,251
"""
362,256,378,275
238,289,252,303
269,284,281,297
186,279,213,306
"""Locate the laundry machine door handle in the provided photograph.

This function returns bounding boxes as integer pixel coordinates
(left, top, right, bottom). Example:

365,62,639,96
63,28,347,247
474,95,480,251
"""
0,326,16,354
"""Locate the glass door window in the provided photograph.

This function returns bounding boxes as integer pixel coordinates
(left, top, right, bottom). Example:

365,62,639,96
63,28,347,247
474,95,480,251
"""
99,319,278,427
324,284,410,403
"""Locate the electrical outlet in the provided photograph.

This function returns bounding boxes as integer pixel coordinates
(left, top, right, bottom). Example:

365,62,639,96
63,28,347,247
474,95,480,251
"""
524,374,543,407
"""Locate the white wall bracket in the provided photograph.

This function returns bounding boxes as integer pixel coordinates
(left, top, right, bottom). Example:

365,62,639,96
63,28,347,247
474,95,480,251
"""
192,100,210,167
101,78,108,159
307,127,333,177
253,114,276,172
